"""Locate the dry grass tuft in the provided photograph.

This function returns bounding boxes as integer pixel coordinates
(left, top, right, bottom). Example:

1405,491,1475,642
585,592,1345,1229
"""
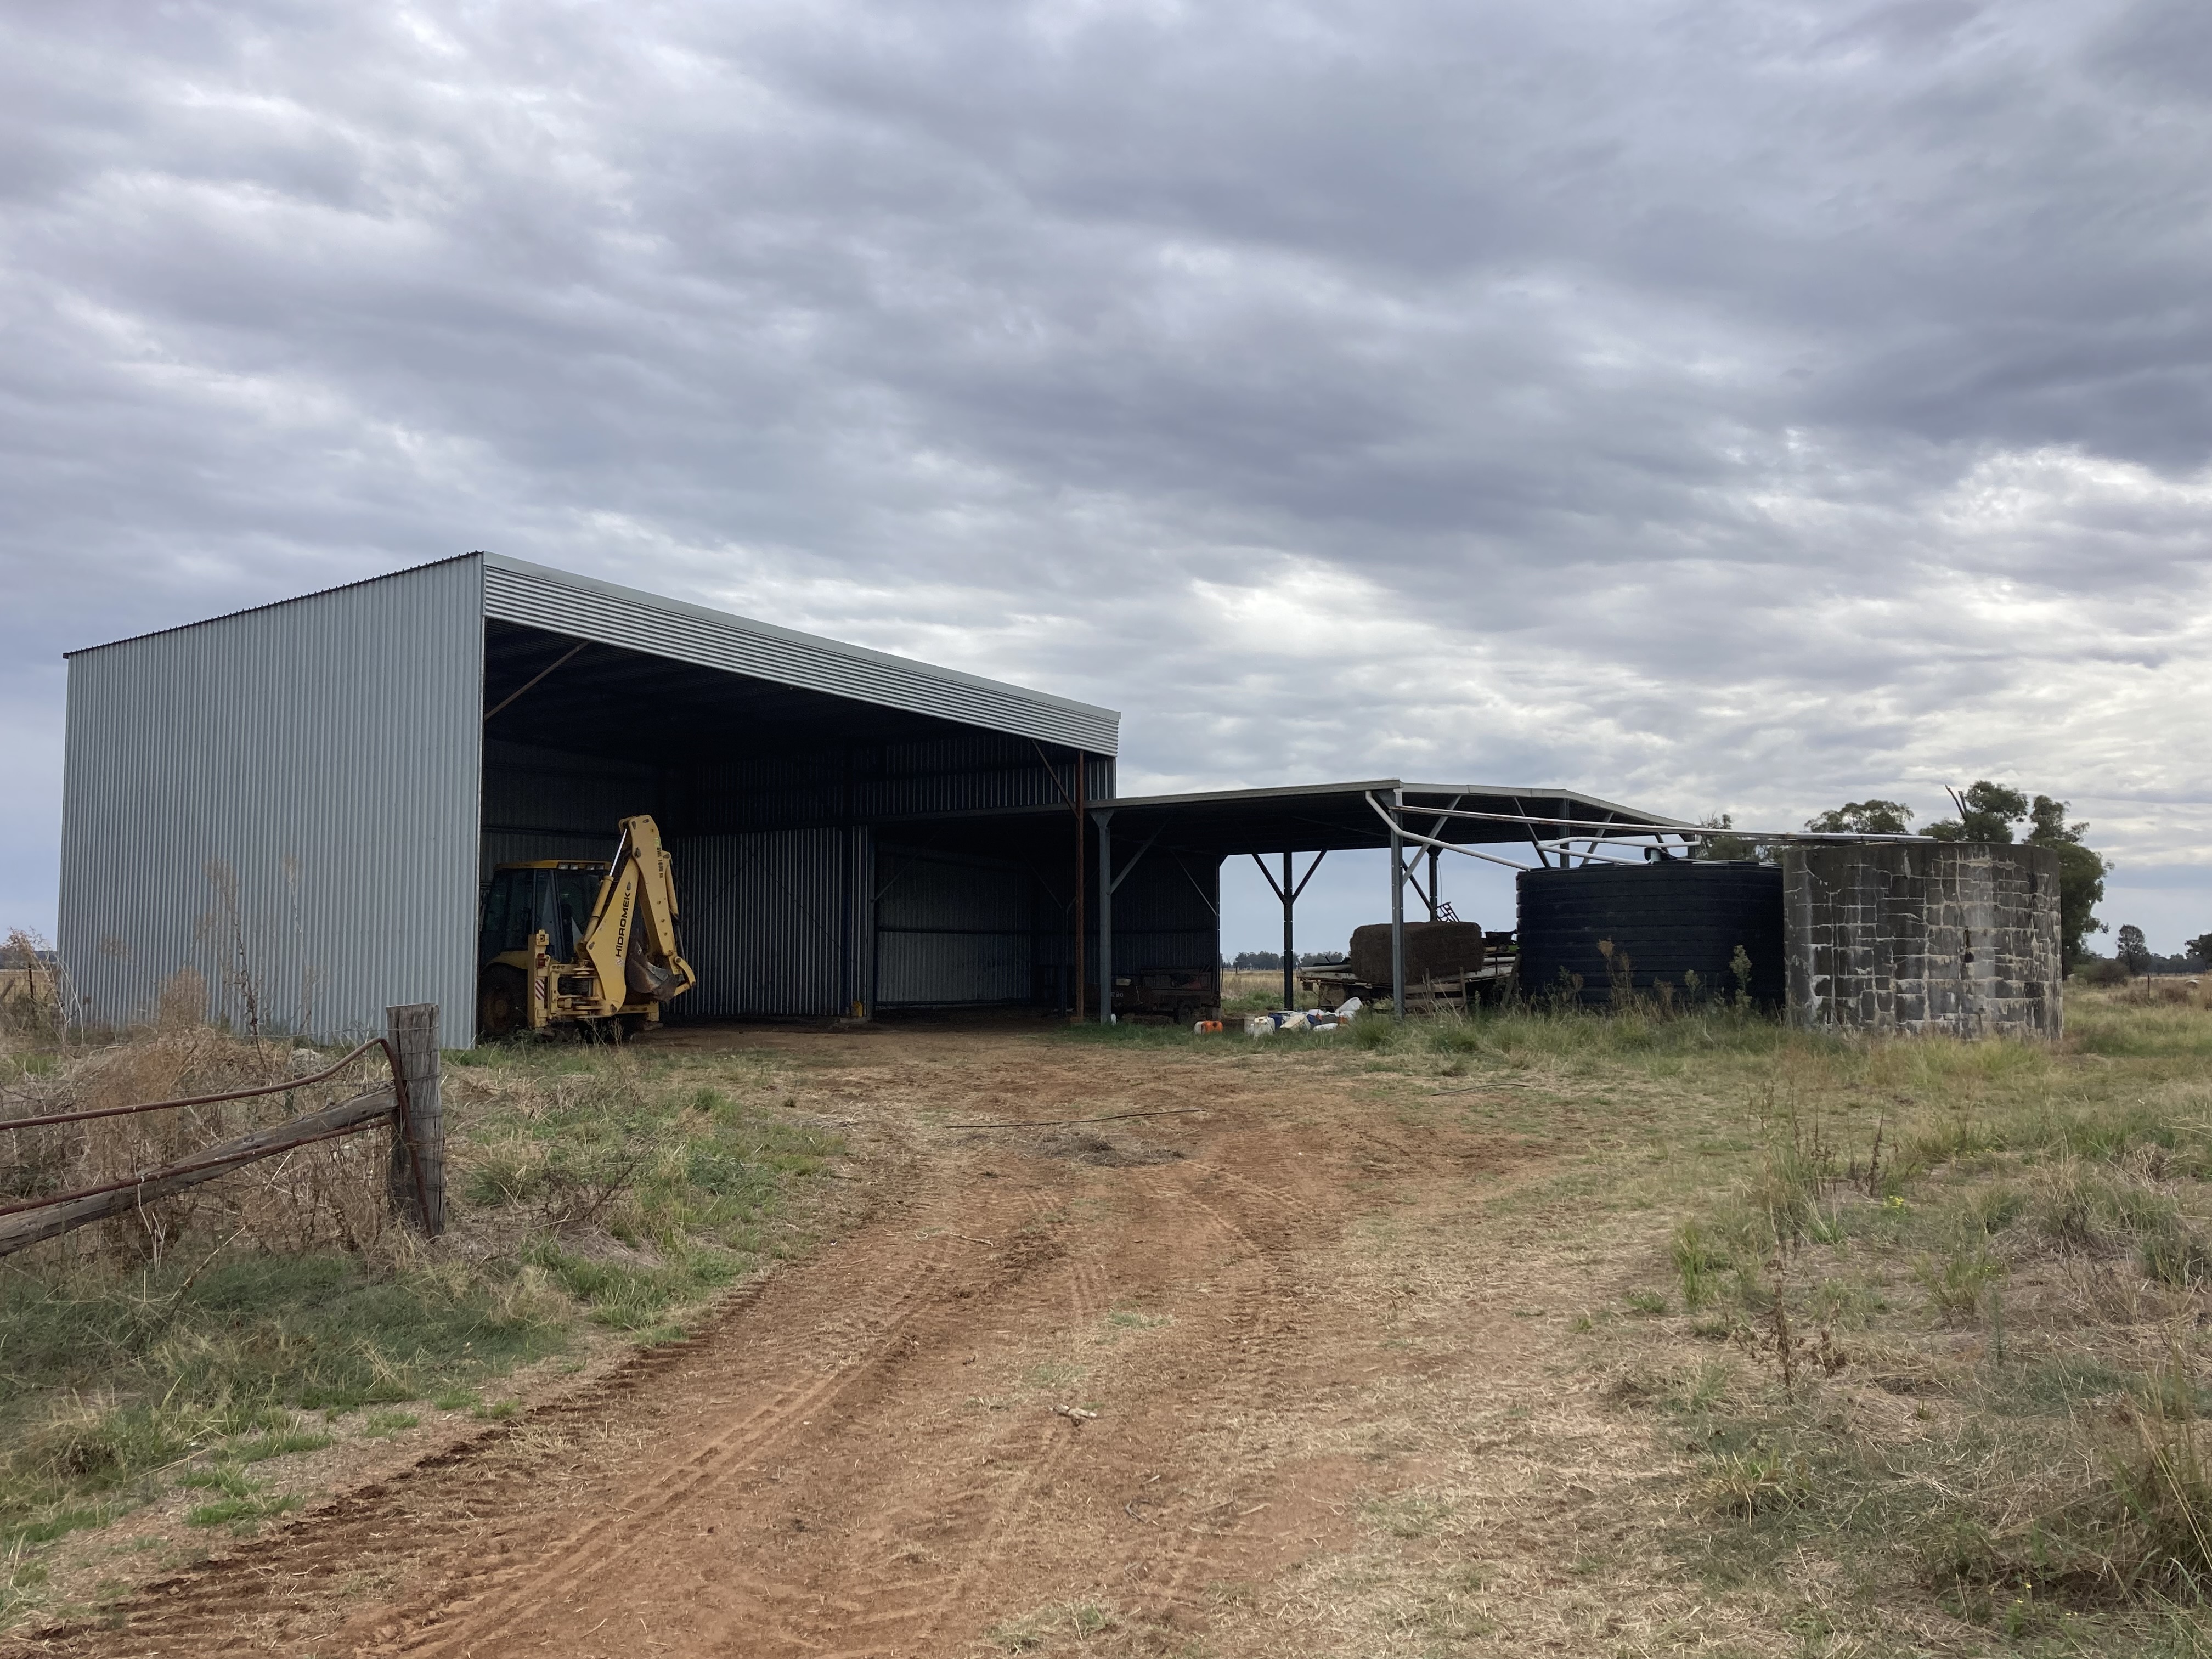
3,990,395,1267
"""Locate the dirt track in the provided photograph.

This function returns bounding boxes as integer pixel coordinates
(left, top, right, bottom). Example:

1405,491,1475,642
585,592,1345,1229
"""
19,1030,1554,1657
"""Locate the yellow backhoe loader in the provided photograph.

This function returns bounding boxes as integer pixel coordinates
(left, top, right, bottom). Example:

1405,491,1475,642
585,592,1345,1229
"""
476,815,697,1039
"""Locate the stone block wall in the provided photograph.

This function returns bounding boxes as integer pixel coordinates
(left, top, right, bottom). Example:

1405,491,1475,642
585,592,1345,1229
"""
1781,842,2062,1038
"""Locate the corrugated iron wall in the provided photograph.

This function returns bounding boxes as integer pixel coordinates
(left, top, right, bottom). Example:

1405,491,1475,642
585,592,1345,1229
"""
1031,849,1221,992
479,737,654,873
682,738,1114,832
675,828,871,1018
478,731,1117,1023
874,847,1032,1006
1107,853,1221,977
58,557,484,1039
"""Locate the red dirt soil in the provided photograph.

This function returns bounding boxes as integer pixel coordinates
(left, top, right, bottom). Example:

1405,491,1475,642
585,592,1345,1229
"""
13,1030,1533,1658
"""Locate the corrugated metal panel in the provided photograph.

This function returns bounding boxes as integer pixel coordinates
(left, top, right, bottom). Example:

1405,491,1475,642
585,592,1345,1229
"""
860,737,1115,817
483,555,1119,755
483,738,661,835
674,828,871,1019
876,932,1030,1006
58,558,484,1039
874,849,1031,1006
1033,850,1221,984
686,741,1115,834
479,739,660,899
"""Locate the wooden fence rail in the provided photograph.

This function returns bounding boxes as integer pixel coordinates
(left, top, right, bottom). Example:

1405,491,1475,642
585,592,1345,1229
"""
0,1003,444,1260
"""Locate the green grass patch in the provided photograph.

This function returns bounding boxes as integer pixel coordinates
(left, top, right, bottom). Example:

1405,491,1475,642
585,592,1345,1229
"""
185,1492,302,1531
232,1429,334,1464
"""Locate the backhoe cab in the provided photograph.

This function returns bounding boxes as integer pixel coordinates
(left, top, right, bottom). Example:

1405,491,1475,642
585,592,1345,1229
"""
476,814,697,1040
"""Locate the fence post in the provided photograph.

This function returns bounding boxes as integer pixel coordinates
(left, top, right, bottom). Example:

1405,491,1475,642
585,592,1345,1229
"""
386,1003,444,1237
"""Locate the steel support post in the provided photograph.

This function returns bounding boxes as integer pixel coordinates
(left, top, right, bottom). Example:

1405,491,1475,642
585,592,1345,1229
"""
1281,850,1295,1009
1095,809,1115,1024
1390,817,1407,1019
1426,847,1441,922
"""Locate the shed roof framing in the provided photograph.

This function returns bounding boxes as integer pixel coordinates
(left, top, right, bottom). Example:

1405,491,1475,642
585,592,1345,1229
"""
875,779,1684,857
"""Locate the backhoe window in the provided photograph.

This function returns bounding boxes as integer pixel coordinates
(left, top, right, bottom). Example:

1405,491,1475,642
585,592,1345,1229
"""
479,866,607,965
553,871,601,961
478,870,532,963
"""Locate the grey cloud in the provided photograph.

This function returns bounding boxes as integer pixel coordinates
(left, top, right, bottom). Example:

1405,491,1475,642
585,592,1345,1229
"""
2,0,2209,945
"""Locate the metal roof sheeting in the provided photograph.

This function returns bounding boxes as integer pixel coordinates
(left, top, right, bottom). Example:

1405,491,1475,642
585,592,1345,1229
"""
481,555,1119,755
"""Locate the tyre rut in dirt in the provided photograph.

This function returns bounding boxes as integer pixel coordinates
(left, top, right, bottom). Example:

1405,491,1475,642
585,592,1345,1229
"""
373,1240,967,1657
692,1190,1109,1657
1119,1165,1304,1624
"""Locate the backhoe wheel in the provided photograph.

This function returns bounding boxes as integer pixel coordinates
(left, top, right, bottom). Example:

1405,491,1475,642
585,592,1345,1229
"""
478,966,527,1041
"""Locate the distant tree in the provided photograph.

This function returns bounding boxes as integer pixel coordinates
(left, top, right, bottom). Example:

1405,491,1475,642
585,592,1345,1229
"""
1693,812,1771,862
2189,934,2212,970
2027,795,2109,975
1229,949,1348,971
1923,782,2107,972
2117,925,2151,975
1805,800,1914,836
1923,782,2030,843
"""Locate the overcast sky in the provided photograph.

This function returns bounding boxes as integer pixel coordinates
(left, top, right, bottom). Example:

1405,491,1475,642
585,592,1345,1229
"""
4,0,2208,956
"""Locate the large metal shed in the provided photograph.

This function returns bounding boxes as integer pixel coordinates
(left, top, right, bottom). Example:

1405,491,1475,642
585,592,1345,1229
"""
59,553,1119,1037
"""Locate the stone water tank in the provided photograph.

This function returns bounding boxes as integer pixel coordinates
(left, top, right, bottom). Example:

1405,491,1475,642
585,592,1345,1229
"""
1780,842,2061,1037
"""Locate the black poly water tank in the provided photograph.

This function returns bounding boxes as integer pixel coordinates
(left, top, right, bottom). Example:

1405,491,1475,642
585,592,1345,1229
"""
1516,861,1785,1008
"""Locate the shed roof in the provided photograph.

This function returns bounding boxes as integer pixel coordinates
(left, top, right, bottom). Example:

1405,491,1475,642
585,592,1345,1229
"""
69,551,1121,755
882,780,1688,860
481,556,1118,754
1093,781,1683,854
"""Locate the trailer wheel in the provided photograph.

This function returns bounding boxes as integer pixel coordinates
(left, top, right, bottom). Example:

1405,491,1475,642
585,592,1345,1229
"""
477,966,526,1040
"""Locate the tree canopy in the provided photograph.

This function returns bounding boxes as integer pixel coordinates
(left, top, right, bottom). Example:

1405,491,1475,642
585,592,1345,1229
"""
1924,782,2030,843
1692,811,1770,862
1804,800,1913,836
